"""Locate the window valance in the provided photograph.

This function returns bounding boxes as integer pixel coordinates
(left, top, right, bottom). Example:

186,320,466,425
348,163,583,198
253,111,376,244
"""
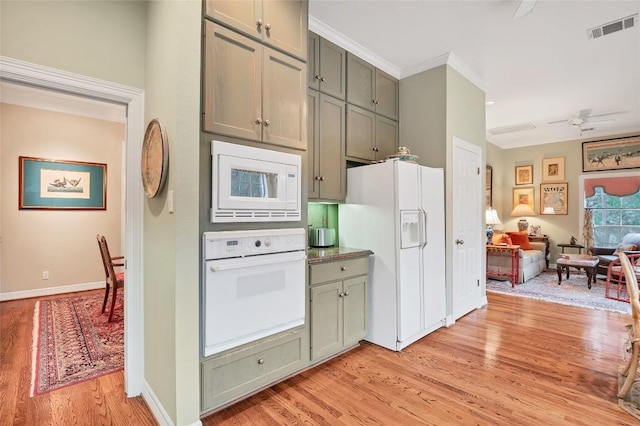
584,176,640,198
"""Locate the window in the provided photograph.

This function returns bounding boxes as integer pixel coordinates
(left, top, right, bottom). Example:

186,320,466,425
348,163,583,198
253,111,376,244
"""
581,173,640,248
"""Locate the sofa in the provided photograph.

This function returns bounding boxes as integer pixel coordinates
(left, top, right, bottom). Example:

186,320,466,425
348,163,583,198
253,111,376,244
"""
592,233,640,276
487,231,547,284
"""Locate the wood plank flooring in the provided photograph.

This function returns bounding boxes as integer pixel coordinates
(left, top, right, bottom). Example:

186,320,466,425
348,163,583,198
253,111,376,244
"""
2,291,638,425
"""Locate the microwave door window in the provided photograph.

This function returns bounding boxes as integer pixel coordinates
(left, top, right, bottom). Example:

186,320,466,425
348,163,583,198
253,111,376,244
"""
231,169,277,199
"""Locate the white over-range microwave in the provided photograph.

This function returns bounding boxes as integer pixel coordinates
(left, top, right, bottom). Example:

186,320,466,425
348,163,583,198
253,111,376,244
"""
210,140,301,222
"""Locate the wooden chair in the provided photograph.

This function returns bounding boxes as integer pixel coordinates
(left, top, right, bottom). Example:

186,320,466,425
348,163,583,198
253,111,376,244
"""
606,253,640,302
96,234,125,322
617,252,640,399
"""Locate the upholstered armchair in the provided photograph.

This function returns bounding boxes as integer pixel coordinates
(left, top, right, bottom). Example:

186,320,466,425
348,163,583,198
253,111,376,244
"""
592,233,640,276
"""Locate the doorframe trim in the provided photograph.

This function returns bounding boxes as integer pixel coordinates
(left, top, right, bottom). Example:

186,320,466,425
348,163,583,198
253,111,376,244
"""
0,56,145,396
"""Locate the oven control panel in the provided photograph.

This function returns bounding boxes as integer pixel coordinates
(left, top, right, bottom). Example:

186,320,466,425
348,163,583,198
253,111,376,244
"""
204,228,305,260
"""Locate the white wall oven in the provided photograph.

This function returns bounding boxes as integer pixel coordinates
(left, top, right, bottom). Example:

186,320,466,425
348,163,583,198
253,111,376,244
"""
202,228,306,357
211,140,301,222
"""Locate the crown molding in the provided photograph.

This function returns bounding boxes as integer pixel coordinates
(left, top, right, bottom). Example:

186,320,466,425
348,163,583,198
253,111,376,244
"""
309,16,401,78
401,52,487,92
309,17,486,92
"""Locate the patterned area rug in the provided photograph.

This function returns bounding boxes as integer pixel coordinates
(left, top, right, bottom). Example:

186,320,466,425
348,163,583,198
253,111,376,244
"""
31,292,124,396
487,270,631,314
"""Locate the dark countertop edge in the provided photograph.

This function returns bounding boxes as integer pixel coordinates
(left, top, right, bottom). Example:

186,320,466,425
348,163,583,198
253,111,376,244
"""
307,247,374,265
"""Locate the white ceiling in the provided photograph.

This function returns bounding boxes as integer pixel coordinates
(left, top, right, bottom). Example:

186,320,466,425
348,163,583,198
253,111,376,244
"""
309,0,640,149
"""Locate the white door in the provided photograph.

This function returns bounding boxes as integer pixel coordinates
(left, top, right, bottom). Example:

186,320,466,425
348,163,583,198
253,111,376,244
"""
452,137,483,319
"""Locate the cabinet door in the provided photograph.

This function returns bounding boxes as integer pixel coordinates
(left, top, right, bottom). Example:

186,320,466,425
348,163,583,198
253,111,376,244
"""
307,90,320,199
262,0,308,60
375,69,398,120
346,104,376,162
308,32,320,91
375,115,398,161
318,94,346,200
319,38,346,100
346,53,375,112
204,0,262,40
203,22,262,141
343,276,368,346
263,47,307,150
310,281,343,361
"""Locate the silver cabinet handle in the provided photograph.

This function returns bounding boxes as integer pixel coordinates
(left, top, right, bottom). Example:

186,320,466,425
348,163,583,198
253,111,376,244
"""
338,292,344,297
256,19,262,28
255,118,262,124
263,119,270,126
257,357,264,365
315,75,321,80
320,77,325,82
265,23,271,31
320,176,325,181
456,239,464,245
344,291,349,297
341,266,347,271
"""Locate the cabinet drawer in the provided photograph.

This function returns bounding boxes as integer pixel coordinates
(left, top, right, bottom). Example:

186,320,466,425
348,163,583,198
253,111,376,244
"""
201,328,308,413
310,257,369,285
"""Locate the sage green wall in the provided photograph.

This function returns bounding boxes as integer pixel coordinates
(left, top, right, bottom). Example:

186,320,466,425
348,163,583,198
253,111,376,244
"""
487,131,638,265
2,1,202,423
144,1,201,425
0,0,147,89
399,65,447,169
400,64,486,318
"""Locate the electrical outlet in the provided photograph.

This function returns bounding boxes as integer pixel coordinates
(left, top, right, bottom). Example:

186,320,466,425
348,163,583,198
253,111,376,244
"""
42,271,49,280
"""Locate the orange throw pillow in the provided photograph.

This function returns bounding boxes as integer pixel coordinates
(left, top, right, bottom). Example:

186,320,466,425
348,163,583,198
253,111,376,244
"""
507,231,531,249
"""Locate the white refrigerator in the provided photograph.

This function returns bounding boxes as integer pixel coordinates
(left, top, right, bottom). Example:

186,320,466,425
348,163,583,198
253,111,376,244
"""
339,159,446,351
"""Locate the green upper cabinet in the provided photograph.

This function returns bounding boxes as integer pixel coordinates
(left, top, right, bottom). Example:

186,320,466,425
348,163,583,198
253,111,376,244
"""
205,0,308,60
203,22,307,150
346,104,397,163
308,32,346,100
308,90,346,200
347,53,398,121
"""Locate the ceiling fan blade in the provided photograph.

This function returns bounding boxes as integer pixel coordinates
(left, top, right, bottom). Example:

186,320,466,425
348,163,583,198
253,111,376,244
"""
547,119,568,125
585,118,615,124
588,110,628,118
513,0,537,19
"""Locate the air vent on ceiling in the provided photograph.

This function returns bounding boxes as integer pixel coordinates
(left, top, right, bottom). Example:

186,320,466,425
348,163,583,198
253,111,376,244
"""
487,122,536,135
587,14,638,40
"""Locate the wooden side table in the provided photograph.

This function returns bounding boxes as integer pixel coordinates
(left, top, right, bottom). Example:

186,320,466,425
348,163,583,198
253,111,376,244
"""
558,243,585,254
487,244,521,287
528,235,550,269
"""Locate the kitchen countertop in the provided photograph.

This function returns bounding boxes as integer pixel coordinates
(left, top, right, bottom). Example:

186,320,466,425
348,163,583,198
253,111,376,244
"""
307,247,373,264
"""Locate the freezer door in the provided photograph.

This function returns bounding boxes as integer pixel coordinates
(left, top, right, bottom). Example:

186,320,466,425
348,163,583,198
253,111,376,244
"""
400,210,421,249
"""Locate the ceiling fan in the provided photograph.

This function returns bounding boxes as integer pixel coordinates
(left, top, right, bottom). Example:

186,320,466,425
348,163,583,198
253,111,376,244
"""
513,0,537,19
548,108,624,134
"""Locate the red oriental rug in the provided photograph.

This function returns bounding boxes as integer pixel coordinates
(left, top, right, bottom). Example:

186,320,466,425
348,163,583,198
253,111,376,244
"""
30,292,124,396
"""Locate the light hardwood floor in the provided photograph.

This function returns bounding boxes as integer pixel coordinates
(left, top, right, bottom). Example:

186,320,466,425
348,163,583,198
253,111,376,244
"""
1,291,637,425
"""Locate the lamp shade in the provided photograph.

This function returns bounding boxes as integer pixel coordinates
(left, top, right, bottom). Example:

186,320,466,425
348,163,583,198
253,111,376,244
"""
543,206,555,215
511,203,536,217
486,208,502,225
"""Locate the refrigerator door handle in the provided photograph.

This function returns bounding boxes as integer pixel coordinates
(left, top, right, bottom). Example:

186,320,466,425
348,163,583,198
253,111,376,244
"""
420,209,428,248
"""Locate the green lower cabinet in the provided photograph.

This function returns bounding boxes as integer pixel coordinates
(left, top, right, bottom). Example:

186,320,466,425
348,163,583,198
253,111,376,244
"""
201,328,308,414
309,258,369,363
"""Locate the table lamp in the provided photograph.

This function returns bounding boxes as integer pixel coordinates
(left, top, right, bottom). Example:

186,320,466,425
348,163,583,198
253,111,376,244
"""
486,208,502,245
511,203,536,232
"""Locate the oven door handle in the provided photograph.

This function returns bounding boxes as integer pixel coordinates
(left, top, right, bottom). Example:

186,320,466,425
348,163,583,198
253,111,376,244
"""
209,251,307,272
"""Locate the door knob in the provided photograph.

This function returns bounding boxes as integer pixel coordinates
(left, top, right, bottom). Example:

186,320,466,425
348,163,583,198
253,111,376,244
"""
456,239,464,245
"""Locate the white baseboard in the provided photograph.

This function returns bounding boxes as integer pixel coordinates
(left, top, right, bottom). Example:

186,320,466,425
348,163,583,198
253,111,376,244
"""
142,381,202,426
444,315,455,328
0,281,104,301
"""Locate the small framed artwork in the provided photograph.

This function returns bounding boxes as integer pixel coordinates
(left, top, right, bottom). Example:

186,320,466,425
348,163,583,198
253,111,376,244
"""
512,187,535,211
582,135,640,172
19,156,107,210
515,165,533,185
486,165,493,209
542,157,565,182
540,183,568,215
